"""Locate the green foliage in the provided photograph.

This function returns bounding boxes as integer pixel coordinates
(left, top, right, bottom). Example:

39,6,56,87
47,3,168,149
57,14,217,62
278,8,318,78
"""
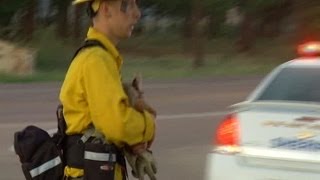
0,71,66,83
297,3,320,32
142,0,192,16
0,0,26,13
141,0,234,17
0,27,296,83
241,0,290,13
31,27,75,71
0,0,26,25
205,0,236,14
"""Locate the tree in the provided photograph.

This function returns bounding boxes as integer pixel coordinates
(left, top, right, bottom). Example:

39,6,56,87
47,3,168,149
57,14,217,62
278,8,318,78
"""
0,0,25,26
21,0,36,41
141,0,238,67
235,0,291,51
53,0,72,39
0,0,26,40
292,1,320,43
142,0,207,68
73,4,86,42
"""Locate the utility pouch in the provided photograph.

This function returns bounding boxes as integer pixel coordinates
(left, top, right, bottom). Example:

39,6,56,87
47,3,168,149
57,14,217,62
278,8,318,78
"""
83,141,117,180
64,135,85,168
14,126,64,180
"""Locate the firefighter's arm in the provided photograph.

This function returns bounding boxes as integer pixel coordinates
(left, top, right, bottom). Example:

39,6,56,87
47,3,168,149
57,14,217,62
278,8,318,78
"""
83,54,155,146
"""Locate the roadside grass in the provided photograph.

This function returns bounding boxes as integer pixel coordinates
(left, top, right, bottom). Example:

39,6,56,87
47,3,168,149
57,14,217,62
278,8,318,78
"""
0,70,66,83
0,29,296,83
0,53,282,83
0,52,291,83
121,52,285,81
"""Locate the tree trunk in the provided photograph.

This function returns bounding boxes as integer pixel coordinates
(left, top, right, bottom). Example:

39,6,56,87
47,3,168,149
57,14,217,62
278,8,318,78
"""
73,4,83,41
182,15,192,52
258,1,292,38
235,13,256,52
22,0,36,41
191,0,206,69
292,1,320,43
56,0,71,39
207,15,217,39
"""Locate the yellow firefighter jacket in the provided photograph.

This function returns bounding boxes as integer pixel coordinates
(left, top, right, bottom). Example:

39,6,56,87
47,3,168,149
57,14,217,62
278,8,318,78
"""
59,27,155,179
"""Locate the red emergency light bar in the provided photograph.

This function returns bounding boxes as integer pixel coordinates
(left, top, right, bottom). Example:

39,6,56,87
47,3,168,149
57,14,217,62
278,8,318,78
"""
297,41,320,57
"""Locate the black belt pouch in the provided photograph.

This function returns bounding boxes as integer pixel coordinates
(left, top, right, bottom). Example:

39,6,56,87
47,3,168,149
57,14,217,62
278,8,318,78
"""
83,142,116,180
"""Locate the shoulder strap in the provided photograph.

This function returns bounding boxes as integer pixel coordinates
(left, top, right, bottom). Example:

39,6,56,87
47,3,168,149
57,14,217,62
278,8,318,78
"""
72,39,108,60
65,40,109,143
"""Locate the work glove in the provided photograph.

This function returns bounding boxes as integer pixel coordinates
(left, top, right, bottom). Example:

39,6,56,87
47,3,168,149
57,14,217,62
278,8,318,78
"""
135,150,157,180
124,143,148,178
124,149,139,178
124,148,157,180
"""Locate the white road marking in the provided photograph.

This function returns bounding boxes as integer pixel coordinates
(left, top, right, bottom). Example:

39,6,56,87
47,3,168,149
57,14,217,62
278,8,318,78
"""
8,111,227,152
158,111,227,120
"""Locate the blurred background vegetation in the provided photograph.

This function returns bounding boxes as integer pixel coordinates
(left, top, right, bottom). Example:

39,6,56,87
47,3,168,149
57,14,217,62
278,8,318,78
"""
0,0,320,82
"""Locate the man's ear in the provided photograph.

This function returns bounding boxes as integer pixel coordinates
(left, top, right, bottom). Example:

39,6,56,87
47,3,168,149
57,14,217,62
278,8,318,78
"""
100,1,112,18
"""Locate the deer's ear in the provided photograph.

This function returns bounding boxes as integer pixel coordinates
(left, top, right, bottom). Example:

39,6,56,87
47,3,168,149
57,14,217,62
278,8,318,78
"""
136,73,143,88
132,73,142,89
132,77,138,87
131,78,140,92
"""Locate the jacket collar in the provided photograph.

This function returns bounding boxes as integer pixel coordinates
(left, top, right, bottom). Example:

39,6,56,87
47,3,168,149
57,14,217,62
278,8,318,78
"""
86,27,123,68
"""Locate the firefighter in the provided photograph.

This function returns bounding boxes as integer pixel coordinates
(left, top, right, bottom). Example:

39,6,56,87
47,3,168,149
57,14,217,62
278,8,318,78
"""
59,0,157,179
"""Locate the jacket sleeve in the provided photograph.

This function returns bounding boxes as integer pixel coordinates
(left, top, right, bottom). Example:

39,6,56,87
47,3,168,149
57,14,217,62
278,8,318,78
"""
82,52,155,147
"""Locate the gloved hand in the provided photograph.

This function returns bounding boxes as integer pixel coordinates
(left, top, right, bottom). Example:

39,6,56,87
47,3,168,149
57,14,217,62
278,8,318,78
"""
124,143,148,178
124,149,139,178
136,150,157,180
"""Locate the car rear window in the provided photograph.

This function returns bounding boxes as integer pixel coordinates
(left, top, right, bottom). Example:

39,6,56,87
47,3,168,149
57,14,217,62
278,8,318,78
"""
257,67,320,102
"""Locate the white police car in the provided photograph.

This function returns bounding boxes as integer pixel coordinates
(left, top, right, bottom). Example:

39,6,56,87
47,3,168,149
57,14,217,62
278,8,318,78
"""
205,42,320,180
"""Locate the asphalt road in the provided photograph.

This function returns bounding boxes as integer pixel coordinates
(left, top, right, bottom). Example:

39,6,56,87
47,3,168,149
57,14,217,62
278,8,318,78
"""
0,76,262,180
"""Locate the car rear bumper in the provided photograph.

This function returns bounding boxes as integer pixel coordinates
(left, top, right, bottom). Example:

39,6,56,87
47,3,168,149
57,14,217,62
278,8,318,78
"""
205,152,320,180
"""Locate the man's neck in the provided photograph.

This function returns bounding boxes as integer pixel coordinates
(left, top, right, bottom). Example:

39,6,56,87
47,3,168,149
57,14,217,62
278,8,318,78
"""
93,23,119,46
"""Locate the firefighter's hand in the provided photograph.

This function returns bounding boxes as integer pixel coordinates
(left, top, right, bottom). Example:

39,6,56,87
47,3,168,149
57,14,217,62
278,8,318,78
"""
125,143,147,178
136,150,157,180
131,142,147,155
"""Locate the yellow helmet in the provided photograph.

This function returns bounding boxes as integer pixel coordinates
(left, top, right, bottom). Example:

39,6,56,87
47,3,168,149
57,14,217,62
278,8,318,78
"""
73,0,95,5
73,0,100,13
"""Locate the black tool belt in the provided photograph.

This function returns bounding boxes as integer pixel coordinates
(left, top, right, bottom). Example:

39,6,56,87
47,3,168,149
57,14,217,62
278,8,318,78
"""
56,105,127,179
64,135,127,180
64,135,126,168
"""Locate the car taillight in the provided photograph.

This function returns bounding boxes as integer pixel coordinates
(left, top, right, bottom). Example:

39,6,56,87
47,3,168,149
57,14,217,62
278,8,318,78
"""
213,114,241,154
